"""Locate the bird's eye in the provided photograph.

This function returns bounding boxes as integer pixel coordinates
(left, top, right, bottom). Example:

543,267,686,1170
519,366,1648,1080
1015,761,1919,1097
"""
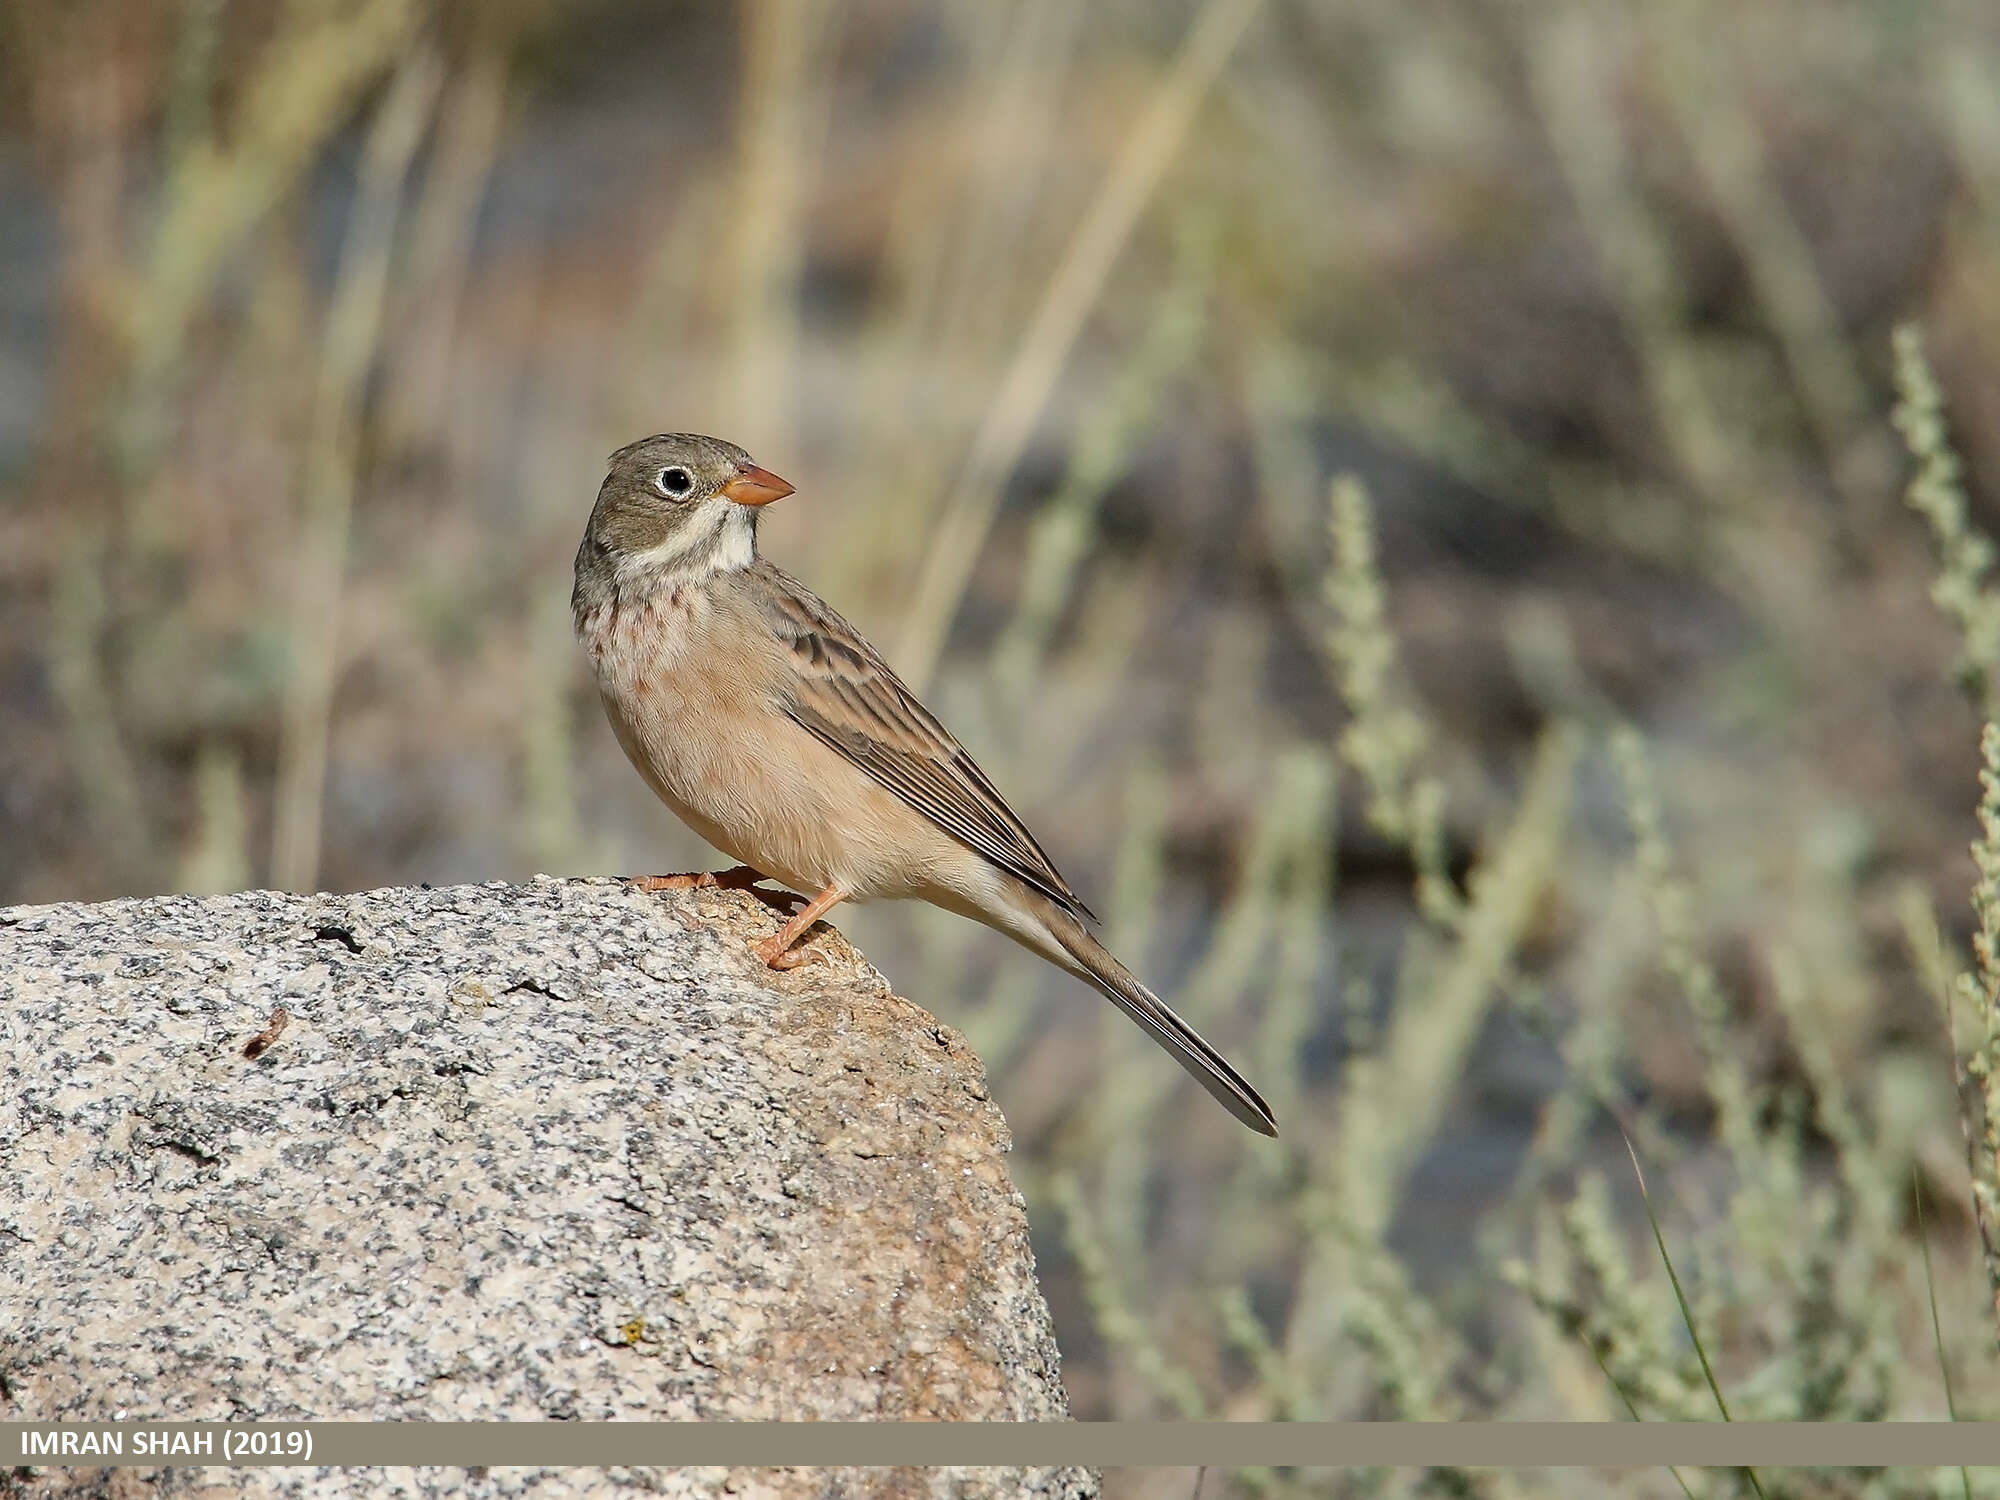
656,466,695,498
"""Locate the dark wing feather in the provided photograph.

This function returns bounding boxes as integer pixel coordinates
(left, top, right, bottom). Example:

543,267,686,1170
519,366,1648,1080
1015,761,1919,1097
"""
749,561,1095,922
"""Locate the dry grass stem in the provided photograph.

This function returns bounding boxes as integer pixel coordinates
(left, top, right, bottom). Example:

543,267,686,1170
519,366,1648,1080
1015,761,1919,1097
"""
1961,722,2000,1342
270,46,442,892
894,0,1266,688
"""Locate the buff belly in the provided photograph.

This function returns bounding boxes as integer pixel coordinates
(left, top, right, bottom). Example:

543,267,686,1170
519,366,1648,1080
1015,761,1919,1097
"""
581,584,1009,913
585,623,945,902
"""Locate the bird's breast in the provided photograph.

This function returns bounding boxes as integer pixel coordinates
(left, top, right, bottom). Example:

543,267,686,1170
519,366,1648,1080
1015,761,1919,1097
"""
576,584,695,674
578,586,730,752
577,581,958,899
580,585,806,870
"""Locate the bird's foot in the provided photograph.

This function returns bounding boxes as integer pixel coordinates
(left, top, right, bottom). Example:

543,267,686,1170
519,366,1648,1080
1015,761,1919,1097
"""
629,871,719,892
631,868,806,916
755,933,826,970
630,865,769,892
743,884,845,972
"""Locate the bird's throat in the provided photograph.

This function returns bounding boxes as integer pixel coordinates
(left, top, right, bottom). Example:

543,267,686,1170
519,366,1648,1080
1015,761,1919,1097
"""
619,501,758,594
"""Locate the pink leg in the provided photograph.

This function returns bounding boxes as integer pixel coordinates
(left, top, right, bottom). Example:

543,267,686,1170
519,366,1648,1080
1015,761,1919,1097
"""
630,865,766,892
753,885,846,970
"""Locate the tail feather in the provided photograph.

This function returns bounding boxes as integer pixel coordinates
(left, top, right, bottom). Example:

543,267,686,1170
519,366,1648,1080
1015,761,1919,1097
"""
1050,918,1279,1138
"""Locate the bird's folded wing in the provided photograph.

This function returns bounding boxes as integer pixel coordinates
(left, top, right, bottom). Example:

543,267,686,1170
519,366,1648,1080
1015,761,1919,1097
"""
750,562,1095,921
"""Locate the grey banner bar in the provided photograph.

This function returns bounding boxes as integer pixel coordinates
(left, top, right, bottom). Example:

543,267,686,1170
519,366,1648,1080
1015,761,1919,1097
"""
1,1423,1991,1467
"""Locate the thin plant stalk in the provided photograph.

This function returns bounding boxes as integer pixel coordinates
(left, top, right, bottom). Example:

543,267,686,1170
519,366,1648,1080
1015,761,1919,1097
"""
1963,720,2000,1344
1650,2,1873,504
124,0,421,481
1052,1168,1207,1419
1623,1136,1768,1500
270,46,441,891
380,47,507,459
48,523,152,884
724,0,842,449
893,0,1267,689
1572,1322,1697,1500
1915,1175,1974,1500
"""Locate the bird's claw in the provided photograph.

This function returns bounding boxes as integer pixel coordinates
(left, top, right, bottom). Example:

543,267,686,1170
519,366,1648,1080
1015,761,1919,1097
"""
630,872,718,891
632,866,800,913
756,936,825,970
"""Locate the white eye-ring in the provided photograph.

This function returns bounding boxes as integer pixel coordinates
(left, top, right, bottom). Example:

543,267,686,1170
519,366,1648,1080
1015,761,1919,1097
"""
657,466,695,498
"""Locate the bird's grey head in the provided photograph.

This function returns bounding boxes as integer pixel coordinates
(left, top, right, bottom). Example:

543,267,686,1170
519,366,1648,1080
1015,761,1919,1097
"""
573,433,794,603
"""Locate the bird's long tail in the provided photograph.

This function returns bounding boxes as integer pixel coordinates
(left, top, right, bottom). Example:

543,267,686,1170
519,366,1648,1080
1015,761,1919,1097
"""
1045,913,1278,1137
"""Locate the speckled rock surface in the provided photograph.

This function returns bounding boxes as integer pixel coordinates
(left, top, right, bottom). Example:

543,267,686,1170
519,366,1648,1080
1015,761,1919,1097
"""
0,878,1094,1500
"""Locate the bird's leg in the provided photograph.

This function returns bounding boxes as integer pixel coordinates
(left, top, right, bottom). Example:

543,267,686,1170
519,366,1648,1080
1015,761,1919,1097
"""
630,865,766,892
631,866,806,917
632,871,713,891
754,885,846,970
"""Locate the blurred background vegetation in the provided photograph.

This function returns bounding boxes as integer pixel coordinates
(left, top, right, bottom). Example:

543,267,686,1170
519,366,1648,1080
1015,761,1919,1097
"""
5,0,2000,1491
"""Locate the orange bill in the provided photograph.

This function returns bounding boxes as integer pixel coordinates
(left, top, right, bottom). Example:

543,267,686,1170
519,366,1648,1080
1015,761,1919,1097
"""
720,463,795,507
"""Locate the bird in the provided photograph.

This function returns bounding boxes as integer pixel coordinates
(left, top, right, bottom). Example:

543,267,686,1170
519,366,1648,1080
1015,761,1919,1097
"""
572,433,1277,1137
